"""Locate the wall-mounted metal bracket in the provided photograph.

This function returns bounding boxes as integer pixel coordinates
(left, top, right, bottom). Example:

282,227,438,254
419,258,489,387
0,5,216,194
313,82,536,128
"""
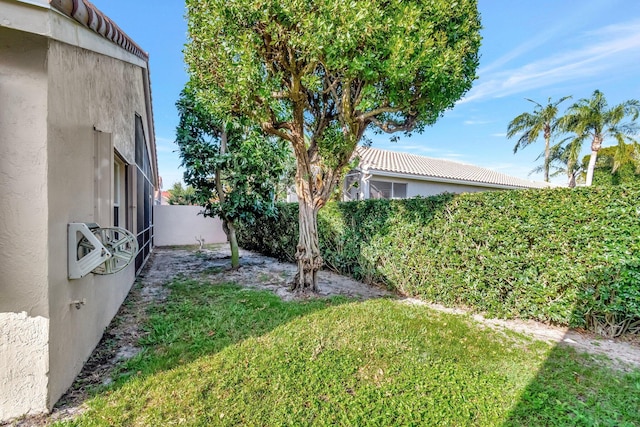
68,223,112,279
68,223,138,280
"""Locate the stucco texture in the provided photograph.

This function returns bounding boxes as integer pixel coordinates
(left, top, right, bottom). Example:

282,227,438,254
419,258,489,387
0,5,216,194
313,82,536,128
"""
0,27,49,316
0,27,51,419
45,38,149,409
0,313,49,420
0,8,155,420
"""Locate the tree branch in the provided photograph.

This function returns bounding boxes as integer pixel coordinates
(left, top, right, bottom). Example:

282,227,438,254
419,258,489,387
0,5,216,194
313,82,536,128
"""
261,121,294,143
369,115,417,133
356,105,401,121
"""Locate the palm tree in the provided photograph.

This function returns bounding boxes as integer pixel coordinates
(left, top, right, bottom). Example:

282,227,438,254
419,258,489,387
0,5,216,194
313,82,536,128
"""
528,137,583,187
507,96,572,182
561,90,640,186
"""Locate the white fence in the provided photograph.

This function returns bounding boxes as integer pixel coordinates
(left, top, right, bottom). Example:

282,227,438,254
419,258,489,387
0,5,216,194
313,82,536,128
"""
153,205,227,246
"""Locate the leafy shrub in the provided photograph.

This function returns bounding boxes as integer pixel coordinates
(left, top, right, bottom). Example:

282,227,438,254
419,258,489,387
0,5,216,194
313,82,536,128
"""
584,144,640,187
237,186,640,336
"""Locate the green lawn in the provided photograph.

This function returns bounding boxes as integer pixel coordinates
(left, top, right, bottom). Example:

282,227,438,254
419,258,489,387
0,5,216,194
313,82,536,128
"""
59,278,640,426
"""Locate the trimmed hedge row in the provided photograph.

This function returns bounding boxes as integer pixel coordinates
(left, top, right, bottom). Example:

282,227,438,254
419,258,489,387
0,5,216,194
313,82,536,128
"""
237,186,640,336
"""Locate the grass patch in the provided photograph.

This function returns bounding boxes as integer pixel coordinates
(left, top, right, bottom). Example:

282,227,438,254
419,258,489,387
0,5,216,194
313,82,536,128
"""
59,279,640,426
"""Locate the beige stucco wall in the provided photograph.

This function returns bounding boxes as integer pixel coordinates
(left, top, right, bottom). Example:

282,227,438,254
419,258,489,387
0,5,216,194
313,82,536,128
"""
45,38,150,408
359,173,504,199
401,177,498,197
0,313,49,420
0,27,51,420
154,205,227,247
1,2,156,420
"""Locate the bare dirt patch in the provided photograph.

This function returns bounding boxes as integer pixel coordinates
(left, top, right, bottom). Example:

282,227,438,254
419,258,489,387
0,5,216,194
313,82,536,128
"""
6,244,638,426
403,299,640,371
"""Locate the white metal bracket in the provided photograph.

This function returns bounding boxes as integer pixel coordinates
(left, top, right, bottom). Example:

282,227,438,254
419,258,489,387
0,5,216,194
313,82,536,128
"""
68,223,112,279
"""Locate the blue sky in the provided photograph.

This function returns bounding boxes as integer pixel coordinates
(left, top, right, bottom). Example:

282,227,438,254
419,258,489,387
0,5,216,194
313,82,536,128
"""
93,0,640,187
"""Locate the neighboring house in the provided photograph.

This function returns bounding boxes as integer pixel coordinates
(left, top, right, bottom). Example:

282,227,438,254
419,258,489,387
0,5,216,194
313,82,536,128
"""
161,190,172,205
0,0,158,421
344,146,551,200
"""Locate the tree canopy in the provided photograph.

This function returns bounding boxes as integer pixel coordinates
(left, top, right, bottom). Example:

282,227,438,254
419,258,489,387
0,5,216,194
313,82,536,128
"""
507,96,571,182
166,182,198,205
185,0,482,291
561,90,639,186
175,86,290,267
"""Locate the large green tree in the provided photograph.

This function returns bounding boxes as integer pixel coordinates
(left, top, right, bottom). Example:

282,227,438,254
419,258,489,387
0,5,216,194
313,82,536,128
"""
185,0,481,291
561,90,639,186
175,86,290,268
506,96,571,182
166,182,198,205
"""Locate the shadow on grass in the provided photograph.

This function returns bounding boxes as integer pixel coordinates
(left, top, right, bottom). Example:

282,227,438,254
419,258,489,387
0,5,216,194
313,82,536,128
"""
110,278,353,384
58,275,640,426
319,196,640,426
502,260,640,426
501,338,640,426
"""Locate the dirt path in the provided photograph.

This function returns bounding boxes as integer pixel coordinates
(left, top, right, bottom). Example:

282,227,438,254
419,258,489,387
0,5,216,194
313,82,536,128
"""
7,245,639,426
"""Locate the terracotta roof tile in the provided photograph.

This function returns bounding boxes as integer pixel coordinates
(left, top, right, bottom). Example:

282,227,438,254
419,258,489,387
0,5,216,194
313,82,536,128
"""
354,146,551,189
49,0,148,60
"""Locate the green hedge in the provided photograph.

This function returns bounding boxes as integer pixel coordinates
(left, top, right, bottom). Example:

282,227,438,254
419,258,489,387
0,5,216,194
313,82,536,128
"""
237,186,640,336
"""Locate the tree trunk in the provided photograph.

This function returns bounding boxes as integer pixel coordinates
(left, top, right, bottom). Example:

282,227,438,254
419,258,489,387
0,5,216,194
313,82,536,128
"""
585,150,598,186
585,135,603,186
216,128,239,268
227,220,240,269
292,193,323,293
543,135,550,182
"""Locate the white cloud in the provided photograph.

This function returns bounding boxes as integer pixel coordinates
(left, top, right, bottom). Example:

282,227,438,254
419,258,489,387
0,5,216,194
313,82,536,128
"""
491,132,507,137
463,119,492,125
460,19,640,104
392,144,441,153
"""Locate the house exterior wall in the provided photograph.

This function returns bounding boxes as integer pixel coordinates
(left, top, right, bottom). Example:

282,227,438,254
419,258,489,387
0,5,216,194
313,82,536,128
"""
45,38,152,409
0,26,51,421
401,176,497,197
347,172,505,201
0,1,157,421
154,205,227,247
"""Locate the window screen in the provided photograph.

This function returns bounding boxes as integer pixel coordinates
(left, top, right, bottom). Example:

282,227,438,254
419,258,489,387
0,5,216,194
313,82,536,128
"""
369,180,407,199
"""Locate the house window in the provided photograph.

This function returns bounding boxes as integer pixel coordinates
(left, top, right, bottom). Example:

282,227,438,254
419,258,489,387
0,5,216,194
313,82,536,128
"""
94,130,113,226
134,114,154,273
343,172,360,201
369,180,407,199
113,155,127,228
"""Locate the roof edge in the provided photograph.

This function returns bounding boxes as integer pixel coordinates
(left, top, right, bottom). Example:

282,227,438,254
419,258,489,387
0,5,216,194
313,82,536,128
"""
49,0,148,61
363,169,544,190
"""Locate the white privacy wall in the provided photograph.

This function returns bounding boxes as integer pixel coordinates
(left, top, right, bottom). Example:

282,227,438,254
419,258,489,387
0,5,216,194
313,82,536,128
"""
154,205,227,246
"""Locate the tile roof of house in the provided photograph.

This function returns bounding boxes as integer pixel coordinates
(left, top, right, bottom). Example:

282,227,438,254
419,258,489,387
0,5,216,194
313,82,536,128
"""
354,146,551,189
49,0,148,60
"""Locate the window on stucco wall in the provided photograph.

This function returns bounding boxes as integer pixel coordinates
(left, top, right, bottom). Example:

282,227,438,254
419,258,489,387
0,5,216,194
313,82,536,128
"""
113,154,128,228
370,180,407,199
